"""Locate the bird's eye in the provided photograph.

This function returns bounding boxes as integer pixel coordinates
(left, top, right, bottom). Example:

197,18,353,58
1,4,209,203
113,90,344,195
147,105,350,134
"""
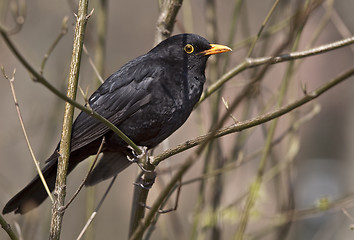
184,44,194,54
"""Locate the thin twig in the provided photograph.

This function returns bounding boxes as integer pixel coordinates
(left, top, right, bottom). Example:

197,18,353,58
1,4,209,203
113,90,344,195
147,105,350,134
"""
40,16,69,75
76,175,117,240
83,44,104,83
231,14,293,53
222,97,238,124
143,180,182,214
60,137,105,211
246,0,280,57
0,214,18,240
2,67,54,203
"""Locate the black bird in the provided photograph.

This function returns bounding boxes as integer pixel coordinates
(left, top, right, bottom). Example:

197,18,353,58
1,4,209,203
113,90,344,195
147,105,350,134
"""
3,34,231,214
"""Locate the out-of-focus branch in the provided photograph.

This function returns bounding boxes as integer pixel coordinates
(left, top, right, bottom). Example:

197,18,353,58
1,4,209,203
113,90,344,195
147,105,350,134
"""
155,0,183,44
204,1,223,239
40,16,69,75
246,0,280,57
83,44,104,84
253,191,354,238
331,7,354,53
235,13,305,237
93,0,108,85
49,1,89,239
77,175,118,240
199,35,354,104
2,0,26,35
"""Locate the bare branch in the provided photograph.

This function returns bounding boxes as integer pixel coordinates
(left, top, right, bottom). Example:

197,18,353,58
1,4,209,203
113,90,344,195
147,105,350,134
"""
0,214,18,240
49,1,89,238
154,0,183,44
83,44,104,83
2,67,54,203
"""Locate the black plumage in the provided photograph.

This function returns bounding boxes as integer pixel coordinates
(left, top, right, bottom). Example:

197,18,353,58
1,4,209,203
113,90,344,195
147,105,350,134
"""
3,34,231,214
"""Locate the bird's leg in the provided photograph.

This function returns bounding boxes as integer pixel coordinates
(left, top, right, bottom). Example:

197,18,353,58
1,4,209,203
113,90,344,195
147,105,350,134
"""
139,179,181,212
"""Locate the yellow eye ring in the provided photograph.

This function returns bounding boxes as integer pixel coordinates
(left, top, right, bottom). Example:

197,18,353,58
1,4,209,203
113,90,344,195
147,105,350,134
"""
184,44,194,54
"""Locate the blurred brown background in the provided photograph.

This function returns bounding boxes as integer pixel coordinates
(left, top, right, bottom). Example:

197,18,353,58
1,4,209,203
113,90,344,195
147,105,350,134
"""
1,0,354,239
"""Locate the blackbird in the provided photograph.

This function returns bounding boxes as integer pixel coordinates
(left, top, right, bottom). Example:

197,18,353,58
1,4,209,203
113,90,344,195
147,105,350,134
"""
3,33,231,214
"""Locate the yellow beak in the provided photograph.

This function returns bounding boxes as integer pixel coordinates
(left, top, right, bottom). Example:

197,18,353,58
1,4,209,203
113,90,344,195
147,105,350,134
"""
200,44,232,56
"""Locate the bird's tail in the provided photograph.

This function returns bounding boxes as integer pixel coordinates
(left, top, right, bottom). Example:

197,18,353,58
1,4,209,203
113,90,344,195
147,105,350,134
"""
2,151,80,215
3,155,59,214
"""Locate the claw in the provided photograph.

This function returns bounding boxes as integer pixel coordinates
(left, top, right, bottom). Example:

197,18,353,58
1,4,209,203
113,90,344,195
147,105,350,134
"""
127,146,153,173
136,161,153,173
128,145,147,159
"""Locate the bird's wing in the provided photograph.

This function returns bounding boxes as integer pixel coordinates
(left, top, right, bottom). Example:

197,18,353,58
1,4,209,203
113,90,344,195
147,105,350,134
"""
69,59,160,153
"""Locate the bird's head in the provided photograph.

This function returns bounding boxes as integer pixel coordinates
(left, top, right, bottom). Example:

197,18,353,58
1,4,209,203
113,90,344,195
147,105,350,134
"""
149,34,232,71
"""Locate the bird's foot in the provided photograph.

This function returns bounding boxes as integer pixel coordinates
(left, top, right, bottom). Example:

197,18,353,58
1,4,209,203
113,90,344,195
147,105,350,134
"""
127,146,153,173
128,146,148,160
